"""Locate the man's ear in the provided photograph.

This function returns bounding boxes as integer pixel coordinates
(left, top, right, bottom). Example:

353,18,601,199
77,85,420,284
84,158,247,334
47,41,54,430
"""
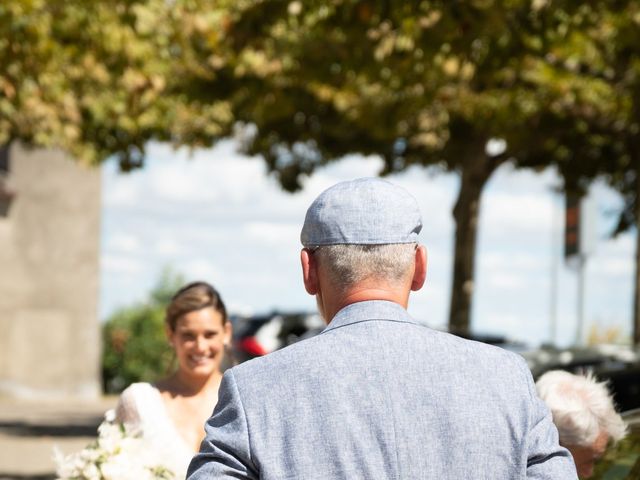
411,245,427,291
301,248,319,295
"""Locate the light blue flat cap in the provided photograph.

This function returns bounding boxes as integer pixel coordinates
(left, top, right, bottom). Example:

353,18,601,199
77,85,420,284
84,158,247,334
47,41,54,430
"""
301,177,422,246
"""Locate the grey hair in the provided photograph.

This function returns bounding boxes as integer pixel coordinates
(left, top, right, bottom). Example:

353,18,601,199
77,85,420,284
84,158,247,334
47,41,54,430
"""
313,243,417,289
535,370,627,447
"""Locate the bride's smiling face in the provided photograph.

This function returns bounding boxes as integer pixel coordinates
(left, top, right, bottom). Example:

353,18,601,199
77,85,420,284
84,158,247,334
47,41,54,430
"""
168,307,232,378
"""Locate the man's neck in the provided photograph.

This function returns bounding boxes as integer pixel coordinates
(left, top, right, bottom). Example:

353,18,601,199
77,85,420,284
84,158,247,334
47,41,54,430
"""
320,281,410,323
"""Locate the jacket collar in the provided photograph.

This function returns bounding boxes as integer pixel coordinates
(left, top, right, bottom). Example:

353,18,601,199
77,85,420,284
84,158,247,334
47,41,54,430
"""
322,300,418,333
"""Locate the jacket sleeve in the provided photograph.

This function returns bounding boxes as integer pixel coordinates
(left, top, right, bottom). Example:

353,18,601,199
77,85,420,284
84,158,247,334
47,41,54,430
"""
518,359,578,479
187,370,259,480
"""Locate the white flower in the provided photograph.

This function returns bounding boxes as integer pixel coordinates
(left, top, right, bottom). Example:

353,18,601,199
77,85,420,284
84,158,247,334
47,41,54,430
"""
54,415,176,480
103,408,116,423
80,462,101,480
101,452,138,480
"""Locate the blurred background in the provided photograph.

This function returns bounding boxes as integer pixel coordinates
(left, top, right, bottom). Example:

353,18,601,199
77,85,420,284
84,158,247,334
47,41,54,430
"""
1,0,640,478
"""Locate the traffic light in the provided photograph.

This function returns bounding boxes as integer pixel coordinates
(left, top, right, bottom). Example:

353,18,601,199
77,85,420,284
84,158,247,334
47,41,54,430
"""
565,193,580,259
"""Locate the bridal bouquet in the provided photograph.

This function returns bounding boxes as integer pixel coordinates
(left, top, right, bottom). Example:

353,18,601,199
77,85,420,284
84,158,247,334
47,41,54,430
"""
54,411,175,480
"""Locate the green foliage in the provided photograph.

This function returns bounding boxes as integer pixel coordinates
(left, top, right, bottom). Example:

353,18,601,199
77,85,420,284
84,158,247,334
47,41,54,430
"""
0,0,232,168
592,421,640,479
4,0,640,334
200,0,640,334
183,0,640,333
102,269,185,393
2,0,637,193
198,0,636,195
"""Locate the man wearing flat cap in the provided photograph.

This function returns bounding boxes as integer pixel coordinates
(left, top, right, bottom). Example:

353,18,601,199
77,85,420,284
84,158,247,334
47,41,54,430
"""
188,178,577,479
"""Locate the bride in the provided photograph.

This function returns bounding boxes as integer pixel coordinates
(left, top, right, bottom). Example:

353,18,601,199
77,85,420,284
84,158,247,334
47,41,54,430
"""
114,281,232,477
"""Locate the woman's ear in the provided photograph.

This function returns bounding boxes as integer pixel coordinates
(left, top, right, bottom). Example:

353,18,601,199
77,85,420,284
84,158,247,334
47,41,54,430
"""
165,323,176,349
301,248,319,295
411,245,427,291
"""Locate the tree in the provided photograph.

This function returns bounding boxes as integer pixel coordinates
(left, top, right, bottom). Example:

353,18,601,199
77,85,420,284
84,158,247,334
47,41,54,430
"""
508,1,640,343
180,0,616,335
5,0,639,339
591,1,640,345
0,0,232,169
583,2,640,344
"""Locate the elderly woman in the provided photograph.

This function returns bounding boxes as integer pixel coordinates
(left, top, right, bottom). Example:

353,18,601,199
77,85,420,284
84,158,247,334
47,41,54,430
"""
536,370,627,478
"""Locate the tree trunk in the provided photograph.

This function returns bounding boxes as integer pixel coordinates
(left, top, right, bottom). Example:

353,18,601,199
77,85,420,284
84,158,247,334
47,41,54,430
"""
448,152,501,335
634,168,640,346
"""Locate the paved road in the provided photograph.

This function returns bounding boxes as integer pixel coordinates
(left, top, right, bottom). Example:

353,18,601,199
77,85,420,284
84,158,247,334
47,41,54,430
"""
0,397,117,480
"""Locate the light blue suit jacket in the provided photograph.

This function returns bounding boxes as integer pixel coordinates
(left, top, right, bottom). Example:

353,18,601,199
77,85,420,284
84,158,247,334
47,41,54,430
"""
187,301,577,479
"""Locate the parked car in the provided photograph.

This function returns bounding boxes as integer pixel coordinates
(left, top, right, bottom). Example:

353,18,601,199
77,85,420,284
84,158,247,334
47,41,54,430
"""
520,344,640,412
230,312,325,364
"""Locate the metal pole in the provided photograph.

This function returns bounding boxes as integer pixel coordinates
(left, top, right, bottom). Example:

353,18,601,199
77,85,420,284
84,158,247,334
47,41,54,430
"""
634,170,640,346
575,254,586,346
550,194,558,346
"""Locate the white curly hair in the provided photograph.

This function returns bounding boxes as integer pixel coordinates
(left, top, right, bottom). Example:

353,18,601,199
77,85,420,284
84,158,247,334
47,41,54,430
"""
535,370,627,447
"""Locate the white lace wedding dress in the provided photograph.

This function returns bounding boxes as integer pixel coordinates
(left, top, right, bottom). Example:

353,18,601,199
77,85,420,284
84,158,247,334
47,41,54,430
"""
114,382,196,478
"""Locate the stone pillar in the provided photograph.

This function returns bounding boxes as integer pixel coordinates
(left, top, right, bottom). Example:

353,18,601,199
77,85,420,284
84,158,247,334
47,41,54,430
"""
0,144,101,399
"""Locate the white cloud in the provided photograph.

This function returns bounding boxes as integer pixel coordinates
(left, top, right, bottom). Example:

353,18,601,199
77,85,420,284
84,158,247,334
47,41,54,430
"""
488,163,560,191
105,232,141,253
102,173,141,208
181,259,222,282
588,231,634,278
101,254,144,274
154,238,183,256
483,192,553,234
302,154,383,188
478,312,525,335
485,271,527,290
590,257,633,277
599,231,634,254
480,252,544,272
244,221,301,246
100,141,636,348
148,164,215,203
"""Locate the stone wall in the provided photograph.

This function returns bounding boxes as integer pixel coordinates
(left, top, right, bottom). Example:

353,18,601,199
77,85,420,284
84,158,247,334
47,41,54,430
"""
0,144,101,399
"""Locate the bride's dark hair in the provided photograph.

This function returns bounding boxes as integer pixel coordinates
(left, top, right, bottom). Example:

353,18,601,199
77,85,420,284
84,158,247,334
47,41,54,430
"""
165,281,228,331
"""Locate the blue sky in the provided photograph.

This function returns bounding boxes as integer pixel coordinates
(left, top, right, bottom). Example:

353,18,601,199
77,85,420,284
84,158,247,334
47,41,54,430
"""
100,140,635,348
